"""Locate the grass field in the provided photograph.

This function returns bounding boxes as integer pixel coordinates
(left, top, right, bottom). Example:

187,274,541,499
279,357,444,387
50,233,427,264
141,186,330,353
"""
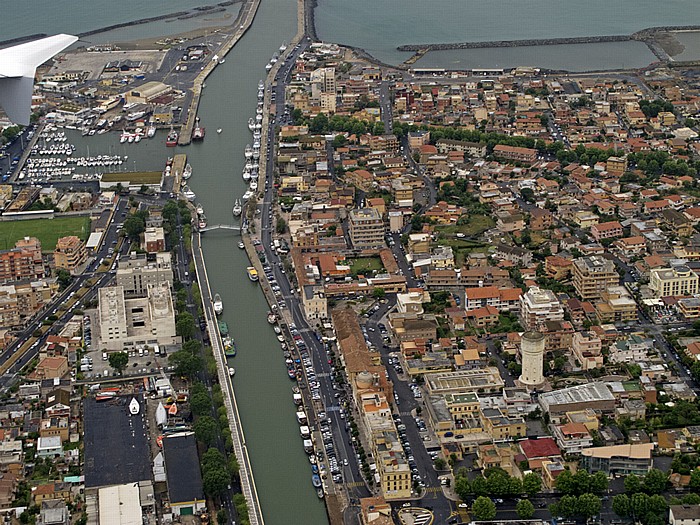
349,256,383,276
0,216,91,251
435,215,495,238
101,171,162,184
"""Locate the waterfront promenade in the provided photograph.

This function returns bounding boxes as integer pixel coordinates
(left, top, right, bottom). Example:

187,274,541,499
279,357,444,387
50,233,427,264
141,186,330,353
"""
192,232,264,525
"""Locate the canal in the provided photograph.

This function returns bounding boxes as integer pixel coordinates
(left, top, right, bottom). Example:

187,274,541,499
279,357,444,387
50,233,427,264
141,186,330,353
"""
184,0,330,524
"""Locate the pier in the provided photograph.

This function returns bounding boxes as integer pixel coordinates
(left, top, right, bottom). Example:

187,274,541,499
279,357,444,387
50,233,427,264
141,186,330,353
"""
179,0,263,145
192,232,265,525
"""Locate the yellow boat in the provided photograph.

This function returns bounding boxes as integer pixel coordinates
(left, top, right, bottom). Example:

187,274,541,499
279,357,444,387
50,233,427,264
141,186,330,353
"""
247,266,259,282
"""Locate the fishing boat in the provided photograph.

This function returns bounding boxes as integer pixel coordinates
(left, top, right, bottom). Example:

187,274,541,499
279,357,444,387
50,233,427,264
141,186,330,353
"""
213,293,223,315
232,199,242,216
247,267,259,282
166,128,178,147
224,337,237,357
228,367,235,377
182,163,192,179
182,185,196,201
129,398,140,415
312,475,322,488
192,117,206,141
238,241,245,249
267,312,277,324
218,320,229,336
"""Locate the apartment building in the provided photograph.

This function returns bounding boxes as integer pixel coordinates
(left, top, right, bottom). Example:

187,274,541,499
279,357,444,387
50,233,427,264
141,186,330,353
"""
519,286,564,330
572,256,619,301
649,264,699,298
492,144,537,164
571,331,603,370
53,236,87,272
349,208,385,249
0,237,45,284
591,221,623,241
464,286,522,312
116,252,174,297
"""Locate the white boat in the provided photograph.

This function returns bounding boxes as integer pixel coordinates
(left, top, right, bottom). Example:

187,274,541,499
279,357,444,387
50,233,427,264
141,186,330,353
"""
253,148,260,160
198,214,207,229
233,199,242,216
248,118,255,131
129,398,140,415
183,163,192,179
182,185,196,201
258,80,264,90
238,241,245,249
214,293,224,315
242,169,251,182
196,203,204,216
220,59,226,64
242,190,253,201
265,62,273,72
245,144,253,159
279,42,287,52
217,128,222,134
228,367,235,377
250,180,258,191
147,125,156,138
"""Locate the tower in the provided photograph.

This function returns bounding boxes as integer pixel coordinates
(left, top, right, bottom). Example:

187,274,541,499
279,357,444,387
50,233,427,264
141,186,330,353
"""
519,331,545,388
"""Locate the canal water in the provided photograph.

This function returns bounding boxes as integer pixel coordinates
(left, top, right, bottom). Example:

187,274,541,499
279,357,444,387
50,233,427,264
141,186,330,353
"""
184,0,330,523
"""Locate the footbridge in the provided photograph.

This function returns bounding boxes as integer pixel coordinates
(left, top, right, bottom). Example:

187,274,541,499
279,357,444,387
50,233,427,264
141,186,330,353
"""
200,224,241,232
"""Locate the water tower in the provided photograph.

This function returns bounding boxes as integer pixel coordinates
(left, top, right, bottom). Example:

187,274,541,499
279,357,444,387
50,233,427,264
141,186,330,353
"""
519,331,545,388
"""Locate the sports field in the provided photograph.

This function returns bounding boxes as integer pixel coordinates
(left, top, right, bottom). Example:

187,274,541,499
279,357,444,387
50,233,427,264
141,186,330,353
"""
0,216,91,251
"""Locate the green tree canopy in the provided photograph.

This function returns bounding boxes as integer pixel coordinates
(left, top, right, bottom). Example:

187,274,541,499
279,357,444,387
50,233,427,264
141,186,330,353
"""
516,499,535,519
176,312,196,339
194,416,219,446
523,472,542,496
108,352,128,374
471,496,497,520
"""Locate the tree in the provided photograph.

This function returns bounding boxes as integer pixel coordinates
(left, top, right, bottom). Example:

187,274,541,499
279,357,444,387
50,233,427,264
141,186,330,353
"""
372,287,386,299
434,458,446,470
176,312,196,339
56,269,72,289
201,448,226,473
471,496,497,520
523,472,542,496
690,469,700,491
516,499,535,519
194,416,219,446
642,468,668,494
612,494,631,517
551,495,577,518
182,339,202,355
123,215,146,242
589,471,609,494
276,217,287,234
217,509,228,525
190,391,212,416
228,453,240,477
471,476,488,496
624,474,642,494
454,476,470,501
108,352,128,374
169,350,202,378
576,493,602,519
202,467,230,496
555,470,576,495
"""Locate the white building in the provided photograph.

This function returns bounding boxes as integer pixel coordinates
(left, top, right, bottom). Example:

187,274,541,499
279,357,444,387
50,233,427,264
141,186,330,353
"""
519,286,564,330
519,331,545,388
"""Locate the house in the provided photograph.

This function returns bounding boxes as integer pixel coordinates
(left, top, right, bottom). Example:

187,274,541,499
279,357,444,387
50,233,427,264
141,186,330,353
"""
669,505,700,525
552,423,593,455
518,437,562,470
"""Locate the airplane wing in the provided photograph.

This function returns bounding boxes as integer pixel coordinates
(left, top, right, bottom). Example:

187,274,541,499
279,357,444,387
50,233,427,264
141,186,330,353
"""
0,34,78,125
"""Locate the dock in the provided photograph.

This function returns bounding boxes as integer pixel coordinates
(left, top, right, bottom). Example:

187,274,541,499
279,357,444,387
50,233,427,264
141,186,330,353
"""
192,233,265,525
179,0,263,146
171,153,187,189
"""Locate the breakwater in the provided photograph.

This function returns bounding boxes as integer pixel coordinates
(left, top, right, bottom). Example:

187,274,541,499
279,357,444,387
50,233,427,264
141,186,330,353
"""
0,33,47,48
396,24,700,52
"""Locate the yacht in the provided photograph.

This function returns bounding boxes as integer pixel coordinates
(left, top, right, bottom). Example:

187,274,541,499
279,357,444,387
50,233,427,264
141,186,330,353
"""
166,129,178,147
147,124,156,138
217,128,223,134
232,199,242,216
129,398,140,415
238,241,245,249
244,144,253,159
242,190,254,201
258,80,265,90
279,42,287,52
182,163,192,179
182,185,196,201
196,203,204,216
213,293,223,315
242,168,251,182
247,266,259,282
198,213,207,229
228,367,235,377
248,118,255,131
250,180,258,191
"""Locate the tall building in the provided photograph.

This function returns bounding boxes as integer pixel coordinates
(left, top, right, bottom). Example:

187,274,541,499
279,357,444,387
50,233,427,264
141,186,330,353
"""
649,264,699,298
0,237,44,284
116,252,174,297
310,67,337,113
519,331,545,388
572,256,618,301
349,208,385,249
519,286,564,330
53,236,86,272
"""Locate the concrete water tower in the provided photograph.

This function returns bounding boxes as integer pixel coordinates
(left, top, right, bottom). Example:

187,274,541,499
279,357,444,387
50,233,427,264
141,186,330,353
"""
519,331,545,388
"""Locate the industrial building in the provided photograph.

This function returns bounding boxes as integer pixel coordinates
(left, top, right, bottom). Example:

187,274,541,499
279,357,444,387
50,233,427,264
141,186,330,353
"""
538,383,615,415
162,432,206,516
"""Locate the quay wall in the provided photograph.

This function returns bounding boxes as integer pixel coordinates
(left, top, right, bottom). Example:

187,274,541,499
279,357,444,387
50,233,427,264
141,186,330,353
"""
179,0,262,145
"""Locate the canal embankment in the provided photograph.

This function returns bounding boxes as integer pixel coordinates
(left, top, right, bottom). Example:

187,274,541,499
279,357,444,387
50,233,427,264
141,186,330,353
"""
179,0,262,145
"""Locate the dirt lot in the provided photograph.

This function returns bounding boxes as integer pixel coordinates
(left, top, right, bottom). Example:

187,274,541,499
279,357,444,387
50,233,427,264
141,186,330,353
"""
48,49,167,81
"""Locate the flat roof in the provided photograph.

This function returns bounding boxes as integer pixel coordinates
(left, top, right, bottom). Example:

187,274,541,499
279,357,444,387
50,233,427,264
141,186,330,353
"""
162,432,204,505
98,484,143,525
84,395,151,488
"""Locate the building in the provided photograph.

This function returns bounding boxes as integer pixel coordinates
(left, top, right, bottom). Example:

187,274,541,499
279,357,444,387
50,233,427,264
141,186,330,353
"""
124,81,172,104
349,208,385,249
519,331,545,388
97,284,178,351
519,287,564,330
116,252,174,297
571,331,603,370
162,432,206,516
0,237,45,284
493,144,537,164
539,383,615,415
649,264,699,298
591,221,623,241
142,227,165,253
425,368,505,396
580,443,654,476
97,484,143,525
302,285,327,321
481,407,526,441
595,285,638,323
0,279,58,328
360,496,393,525
572,256,619,301
373,430,411,499
53,236,86,272
670,505,700,525
552,423,593,455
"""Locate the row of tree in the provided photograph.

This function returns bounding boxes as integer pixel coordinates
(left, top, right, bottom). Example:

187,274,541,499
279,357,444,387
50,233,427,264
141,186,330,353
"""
454,469,542,500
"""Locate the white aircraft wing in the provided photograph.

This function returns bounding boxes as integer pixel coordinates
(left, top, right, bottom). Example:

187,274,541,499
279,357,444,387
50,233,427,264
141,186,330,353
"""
0,34,78,125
